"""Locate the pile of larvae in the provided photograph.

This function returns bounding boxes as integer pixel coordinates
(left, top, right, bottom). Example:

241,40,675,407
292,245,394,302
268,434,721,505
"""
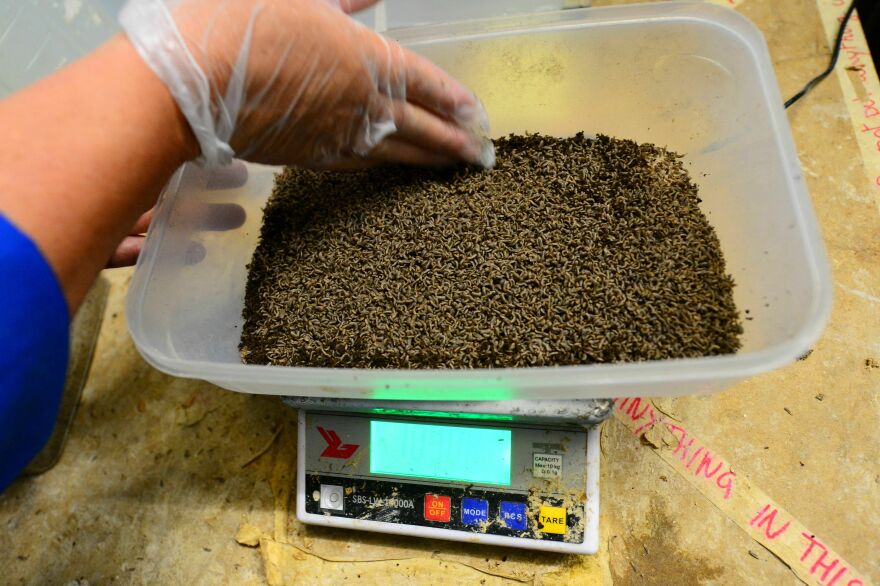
240,133,742,369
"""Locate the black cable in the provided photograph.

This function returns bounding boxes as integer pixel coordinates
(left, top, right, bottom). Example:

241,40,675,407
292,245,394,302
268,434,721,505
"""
785,0,859,108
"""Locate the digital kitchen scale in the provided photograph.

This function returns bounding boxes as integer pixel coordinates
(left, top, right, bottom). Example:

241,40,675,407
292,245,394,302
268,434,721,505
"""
288,398,611,553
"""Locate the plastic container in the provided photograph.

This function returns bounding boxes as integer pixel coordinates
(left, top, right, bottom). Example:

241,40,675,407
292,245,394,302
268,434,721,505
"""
127,2,832,401
352,0,591,31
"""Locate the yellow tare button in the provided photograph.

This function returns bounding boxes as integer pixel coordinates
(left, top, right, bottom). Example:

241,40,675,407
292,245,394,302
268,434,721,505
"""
537,505,567,535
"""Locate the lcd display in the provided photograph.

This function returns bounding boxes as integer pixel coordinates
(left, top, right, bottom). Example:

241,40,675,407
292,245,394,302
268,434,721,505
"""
369,420,512,485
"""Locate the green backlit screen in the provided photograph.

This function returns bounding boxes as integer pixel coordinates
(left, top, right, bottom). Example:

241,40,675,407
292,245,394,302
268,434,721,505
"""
370,420,512,486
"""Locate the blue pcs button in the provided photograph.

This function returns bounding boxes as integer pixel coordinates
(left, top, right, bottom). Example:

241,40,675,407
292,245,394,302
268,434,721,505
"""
461,497,489,526
499,501,527,531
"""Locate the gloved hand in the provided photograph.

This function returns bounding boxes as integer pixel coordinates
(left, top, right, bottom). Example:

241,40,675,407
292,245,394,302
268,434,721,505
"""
119,0,495,169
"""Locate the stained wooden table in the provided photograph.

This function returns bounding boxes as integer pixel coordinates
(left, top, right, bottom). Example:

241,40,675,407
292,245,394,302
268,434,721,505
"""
0,1,877,584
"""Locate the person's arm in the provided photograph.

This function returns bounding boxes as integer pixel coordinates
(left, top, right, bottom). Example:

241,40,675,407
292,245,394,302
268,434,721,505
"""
0,38,179,490
0,0,494,314
0,36,197,312
0,0,492,490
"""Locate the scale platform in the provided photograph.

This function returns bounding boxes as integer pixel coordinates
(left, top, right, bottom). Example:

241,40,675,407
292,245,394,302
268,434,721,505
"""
287,398,611,554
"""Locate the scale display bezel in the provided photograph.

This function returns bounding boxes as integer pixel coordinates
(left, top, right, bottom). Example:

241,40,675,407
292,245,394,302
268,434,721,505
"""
296,410,600,554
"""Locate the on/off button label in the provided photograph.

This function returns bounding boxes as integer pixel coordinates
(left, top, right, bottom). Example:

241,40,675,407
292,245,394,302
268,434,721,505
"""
424,494,451,522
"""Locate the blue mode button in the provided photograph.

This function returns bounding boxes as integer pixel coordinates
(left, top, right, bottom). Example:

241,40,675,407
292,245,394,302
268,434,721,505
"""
461,497,489,526
499,501,527,531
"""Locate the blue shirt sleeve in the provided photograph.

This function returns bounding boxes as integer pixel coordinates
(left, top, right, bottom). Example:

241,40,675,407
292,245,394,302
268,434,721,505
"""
0,214,69,493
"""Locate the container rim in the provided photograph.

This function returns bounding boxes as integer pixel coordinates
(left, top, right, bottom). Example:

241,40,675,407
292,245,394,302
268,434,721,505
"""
126,1,833,396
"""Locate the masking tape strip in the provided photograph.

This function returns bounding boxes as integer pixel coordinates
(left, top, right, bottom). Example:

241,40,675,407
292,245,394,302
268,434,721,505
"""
613,398,871,586
815,0,880,213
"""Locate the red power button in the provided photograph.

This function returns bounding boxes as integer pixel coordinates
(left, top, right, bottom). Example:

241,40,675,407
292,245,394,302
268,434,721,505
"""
424,494,451,522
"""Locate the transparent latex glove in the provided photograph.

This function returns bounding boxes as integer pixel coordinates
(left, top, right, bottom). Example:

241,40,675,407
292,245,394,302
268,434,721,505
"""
119,0,495,169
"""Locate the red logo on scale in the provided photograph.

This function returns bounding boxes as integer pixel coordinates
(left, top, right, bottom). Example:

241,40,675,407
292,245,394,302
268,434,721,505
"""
317,427,360,459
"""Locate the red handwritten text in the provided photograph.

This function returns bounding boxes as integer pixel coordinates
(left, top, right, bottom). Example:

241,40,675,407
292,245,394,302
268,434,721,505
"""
749,504,791,540
613,398,736,500
799,533,864,586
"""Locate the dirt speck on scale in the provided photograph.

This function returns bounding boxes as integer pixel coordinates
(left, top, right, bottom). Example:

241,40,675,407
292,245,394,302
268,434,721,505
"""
240,133,742,369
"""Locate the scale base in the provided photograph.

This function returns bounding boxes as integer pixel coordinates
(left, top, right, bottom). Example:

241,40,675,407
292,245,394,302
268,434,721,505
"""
294,407,602,554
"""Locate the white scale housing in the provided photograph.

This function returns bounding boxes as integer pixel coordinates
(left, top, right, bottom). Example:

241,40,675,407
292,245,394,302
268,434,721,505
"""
295,404,603,554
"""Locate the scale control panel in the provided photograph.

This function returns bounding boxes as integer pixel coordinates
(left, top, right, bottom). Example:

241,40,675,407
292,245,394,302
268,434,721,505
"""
296,411,599,553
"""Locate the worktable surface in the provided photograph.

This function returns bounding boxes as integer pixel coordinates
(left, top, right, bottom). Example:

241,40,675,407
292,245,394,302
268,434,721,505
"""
1,1,878,584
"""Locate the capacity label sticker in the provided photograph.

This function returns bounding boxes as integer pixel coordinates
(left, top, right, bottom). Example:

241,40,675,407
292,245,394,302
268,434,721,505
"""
532,453,563,478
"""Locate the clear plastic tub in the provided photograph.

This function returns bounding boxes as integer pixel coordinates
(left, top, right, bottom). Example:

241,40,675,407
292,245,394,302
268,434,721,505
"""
126,2,832,401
